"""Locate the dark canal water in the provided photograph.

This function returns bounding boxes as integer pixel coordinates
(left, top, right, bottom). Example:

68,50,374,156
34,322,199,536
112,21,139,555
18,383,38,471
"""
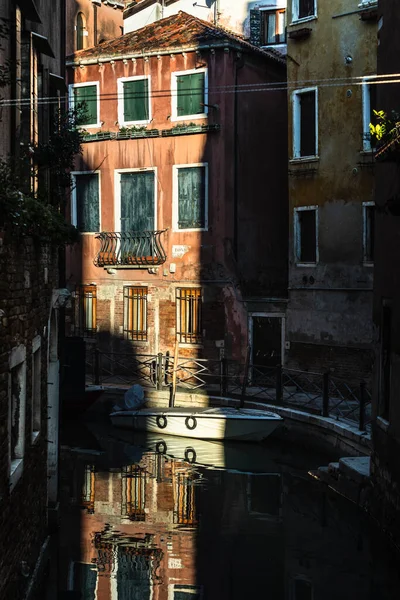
47,423,400,599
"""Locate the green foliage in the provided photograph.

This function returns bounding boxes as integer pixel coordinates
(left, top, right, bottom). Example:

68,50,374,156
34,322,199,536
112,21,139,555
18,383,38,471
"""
119,125,148,133
369,109,400,159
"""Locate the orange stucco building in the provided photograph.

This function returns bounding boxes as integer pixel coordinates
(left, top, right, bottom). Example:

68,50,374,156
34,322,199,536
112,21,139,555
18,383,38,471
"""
65,12,288,370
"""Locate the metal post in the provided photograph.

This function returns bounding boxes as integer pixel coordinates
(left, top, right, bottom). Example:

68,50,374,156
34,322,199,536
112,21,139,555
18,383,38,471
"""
359,380,366,432
276,364,282,405
156,352,163,390
322,372,329,417
220,357,227,397
94,347,100,385
240,346,251,409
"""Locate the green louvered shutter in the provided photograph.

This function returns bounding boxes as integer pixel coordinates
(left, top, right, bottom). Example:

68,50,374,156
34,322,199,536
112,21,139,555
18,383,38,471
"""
178,167,205,229
75,173,100,232
74,85,98,125
120,171,155,231
123,78,149,122
177,72,205,117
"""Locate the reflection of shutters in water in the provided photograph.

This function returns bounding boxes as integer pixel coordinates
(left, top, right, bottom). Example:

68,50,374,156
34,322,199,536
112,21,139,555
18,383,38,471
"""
117,549,151,600
73,563,97,600
123,464,147,521
120,171,155,257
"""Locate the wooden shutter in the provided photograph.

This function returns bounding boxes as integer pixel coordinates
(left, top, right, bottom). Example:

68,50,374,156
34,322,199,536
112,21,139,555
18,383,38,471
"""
299,210,316,263
250,9,262,46
75,173,100,232
123,78,149,122
300,91,316,157
120,171,155,231
177,167,205,229
177,72,204,117
74,85,97,124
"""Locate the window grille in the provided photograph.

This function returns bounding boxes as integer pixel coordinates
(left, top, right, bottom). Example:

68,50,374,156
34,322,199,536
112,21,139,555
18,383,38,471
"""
124,287,148,341
76,284,97,337
176,288,202,344
174,472,197,525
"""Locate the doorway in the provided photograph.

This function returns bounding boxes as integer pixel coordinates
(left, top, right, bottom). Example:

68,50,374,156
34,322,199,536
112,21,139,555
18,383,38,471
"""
249,314,284,369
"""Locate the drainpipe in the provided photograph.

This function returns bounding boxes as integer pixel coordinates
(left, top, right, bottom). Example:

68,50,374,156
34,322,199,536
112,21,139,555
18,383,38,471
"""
233,54,245,261
161,0,165,19
93,3,98,45
214,0,219,25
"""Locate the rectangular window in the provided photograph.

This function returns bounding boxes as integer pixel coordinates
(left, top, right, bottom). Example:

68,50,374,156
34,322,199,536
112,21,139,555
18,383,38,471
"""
176,288,202,344
363,202,375,264
9,345,27,488
293,578,313,600
31,336,41,442
118,76,150,125
70,83,99,126
76,284,97,337
293,88,318,158
363,77,377,152
174,472,198,525
295,207,318,264
293,0,316,21
262,10,287,44
172,69,207,120
72,172,100,232
176,165,207,230
123,287,148,341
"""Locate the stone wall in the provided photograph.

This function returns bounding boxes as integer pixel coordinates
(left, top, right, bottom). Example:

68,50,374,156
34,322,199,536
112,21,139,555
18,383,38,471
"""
0,236,59,599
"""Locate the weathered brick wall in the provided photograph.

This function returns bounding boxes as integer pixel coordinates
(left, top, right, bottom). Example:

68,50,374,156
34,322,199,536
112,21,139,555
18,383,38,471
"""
0,236,58,599
285,342,374,388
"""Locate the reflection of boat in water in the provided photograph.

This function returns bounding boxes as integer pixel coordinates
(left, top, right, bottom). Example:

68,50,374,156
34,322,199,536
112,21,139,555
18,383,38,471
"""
105,427,280,474
110,406,283,442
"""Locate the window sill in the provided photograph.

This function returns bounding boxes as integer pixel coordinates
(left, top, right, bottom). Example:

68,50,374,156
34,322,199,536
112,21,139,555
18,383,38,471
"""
173,227,208,233
10,458,24,492
120,120,152,127
363,261,374,268
290,156,319,164
290,15,317,26
296,262,317,267
376,416,389,432
80,123,102,130
171,114,208,123
178,343,204,348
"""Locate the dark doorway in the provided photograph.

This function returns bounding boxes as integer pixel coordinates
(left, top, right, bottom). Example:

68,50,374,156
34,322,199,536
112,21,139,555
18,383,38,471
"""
251,315,283,368
380,303,392,420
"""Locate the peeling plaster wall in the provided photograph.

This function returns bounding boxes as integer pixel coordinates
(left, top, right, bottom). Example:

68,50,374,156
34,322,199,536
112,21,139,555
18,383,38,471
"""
285,0,377,380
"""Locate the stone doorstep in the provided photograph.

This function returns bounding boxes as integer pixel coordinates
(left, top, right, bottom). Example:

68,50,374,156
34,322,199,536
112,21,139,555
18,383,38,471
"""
339,456,371,484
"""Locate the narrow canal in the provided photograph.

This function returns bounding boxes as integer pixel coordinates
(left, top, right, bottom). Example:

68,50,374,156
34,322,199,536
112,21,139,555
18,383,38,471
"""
46,423,400,599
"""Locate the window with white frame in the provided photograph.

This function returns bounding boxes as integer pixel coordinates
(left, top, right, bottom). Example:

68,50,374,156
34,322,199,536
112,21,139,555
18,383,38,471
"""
362,76,377,152
31,336,41,442
69,82,100,127
71,172,100,232
118,76,151,126
294,207,318,264
174,164,208,231
9,345,27,487
292,0,316,22
293,88,318,159
363,202,375,264
172,69,207,120
262,9,287,45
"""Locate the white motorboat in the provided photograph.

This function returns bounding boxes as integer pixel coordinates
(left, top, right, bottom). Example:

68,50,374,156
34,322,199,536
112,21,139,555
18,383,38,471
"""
110,406,283,442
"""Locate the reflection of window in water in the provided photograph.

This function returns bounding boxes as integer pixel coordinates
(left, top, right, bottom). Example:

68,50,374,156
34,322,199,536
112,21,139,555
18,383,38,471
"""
292,577,313,600
169,584,203,599
247,474,282,518
122,465,147,521
116,548,152,600
70,562,97,599
82,465,95,513
174,471,197,525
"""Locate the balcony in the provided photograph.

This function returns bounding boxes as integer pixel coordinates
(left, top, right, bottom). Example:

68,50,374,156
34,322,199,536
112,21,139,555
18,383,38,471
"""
94,230,167,268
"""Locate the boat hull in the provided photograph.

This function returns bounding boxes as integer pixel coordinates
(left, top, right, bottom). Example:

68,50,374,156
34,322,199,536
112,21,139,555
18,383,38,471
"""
110,407,282,442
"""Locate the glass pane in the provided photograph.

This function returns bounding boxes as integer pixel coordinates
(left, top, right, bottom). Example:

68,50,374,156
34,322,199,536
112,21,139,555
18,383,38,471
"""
74,85,97,125
299,210,316,263
267,13,276,44
123,78,149,122
300,91,316,157
177,73,204,117
178,167,205,229
299,0,314,18
75,173,100,232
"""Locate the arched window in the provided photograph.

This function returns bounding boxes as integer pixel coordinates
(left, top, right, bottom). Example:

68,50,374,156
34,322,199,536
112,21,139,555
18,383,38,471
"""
76,12,86,51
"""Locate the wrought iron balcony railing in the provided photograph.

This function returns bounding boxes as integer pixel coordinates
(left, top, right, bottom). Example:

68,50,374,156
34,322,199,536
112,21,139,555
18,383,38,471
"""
94,230,167,268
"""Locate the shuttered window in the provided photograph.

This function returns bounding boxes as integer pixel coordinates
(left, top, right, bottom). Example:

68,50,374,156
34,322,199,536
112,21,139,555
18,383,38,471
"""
176,288,202,344
120,171,155,232
76,284,97,336
74,173,100,232
263,10,286,44
176,72,205,117
293,89,317,158
123,287,148,341
177,166,206,230
122,78,149,123
295,208,317,264
73,84,98,125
